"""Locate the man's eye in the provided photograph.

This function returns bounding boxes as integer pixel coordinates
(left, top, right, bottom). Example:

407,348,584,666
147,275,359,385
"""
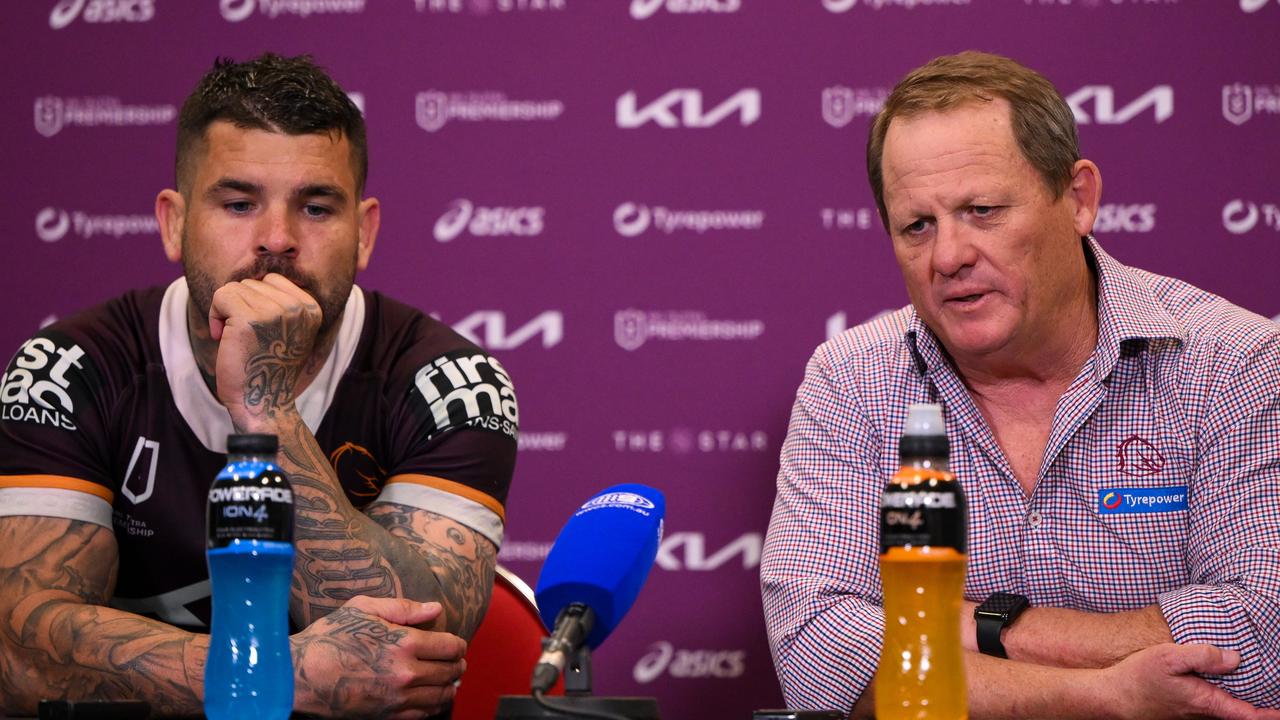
972,205,996,217
903,219,928,235
303,204,332,218
225,201,253,214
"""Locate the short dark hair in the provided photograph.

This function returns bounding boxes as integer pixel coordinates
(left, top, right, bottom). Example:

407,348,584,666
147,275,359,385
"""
175,53,367,194
867,51,1080,229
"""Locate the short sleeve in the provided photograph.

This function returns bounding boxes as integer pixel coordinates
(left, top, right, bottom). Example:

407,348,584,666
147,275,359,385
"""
0,327,115,527
376,347,518,547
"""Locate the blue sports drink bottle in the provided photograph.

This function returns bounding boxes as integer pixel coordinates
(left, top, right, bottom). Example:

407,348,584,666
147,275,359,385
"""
205,433,295,720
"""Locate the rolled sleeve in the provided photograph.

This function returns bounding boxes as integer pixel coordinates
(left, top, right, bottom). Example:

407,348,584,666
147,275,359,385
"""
1161,336,1280,707
761,346,888,714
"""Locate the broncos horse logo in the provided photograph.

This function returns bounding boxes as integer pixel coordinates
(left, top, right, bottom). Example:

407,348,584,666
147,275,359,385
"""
329,442,386,499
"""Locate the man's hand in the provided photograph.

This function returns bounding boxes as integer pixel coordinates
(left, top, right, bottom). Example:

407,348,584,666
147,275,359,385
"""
1092,643,1280,720
291,596,467,719
208,273,323,426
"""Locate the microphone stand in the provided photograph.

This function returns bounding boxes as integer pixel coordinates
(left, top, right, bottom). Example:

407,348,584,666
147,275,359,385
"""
495,642,661,719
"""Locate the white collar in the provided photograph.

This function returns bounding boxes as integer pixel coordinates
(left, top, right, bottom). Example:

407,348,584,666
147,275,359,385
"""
157,278,365,453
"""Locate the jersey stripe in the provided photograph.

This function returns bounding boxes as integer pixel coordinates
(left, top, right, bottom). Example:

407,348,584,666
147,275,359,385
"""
0,487,113,528
377,475,504,547
385,473,505,521
0,474,114,503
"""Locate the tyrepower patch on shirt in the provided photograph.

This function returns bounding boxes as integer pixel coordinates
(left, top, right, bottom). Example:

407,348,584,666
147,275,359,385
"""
1099,487,1188,515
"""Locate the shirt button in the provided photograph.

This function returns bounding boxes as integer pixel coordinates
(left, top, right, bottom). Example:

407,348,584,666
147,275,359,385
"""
1027,511,1043,529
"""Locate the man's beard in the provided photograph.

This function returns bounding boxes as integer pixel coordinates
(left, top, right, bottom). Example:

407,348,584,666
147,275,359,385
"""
184,253,355,340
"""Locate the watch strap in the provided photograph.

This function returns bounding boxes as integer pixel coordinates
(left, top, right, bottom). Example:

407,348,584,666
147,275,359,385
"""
975,612,1008,658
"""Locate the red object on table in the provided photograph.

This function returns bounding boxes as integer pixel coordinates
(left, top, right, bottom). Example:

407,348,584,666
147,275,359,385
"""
451,565,563,720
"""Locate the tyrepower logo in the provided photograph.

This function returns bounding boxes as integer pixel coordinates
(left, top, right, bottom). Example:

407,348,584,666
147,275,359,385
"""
1223,199,1280,235
617,89,760,128
822,0,970,11
614,310,764,351
613,202,764,237
35,207,158,243
655,531,762,570
517,431,567,452
821,86,888,127
35,96,176,138
414,0,566,13
1093,203,1157,234
48,0,155,29
497,540,553,563
1222,84,1280,126
447,310,563,350
1,336,89,432
612,429,769,454
633,642,746,684
1066,85,1173,125
220,0,366,21
415,91,563,133
630,0,741,19
433,199,545,242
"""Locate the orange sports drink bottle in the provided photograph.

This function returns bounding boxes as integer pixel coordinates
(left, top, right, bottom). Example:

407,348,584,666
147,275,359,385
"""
875,404,968,719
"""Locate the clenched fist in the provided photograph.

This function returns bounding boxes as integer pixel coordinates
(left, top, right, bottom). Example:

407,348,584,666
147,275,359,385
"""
208,273,324,428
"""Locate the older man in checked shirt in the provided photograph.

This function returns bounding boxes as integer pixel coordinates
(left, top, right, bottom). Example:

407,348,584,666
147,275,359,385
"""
762,52,1280,719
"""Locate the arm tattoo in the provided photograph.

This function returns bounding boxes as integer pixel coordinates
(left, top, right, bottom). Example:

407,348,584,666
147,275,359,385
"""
0,517,205,716
272,416,495,638
366,502,497,639
243,315,311,414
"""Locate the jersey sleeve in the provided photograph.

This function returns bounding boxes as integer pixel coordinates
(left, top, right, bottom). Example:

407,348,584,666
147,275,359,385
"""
376,346,518,548
0,326,116,528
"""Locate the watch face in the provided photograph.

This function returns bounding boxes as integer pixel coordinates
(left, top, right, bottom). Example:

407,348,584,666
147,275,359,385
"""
978,592,1029,618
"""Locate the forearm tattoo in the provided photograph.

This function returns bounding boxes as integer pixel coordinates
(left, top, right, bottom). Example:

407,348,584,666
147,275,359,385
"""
0,518,204,716
275,417,495,638
243,316,311,415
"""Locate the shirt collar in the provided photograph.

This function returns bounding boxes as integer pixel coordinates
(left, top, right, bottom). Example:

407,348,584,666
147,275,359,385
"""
903,236,1185,381
1087,236,1185,379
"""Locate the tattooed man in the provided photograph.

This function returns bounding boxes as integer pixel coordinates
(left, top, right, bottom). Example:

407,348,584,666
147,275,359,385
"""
0,54,518,718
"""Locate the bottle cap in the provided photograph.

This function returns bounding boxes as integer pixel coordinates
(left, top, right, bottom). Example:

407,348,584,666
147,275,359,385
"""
903,404,945,436
899,403,949,459
227,433,278,455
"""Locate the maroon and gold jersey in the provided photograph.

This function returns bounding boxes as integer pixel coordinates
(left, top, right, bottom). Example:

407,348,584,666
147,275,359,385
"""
0,279,517,630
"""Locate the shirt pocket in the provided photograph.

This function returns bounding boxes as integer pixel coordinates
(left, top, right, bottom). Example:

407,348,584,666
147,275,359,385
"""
1065,490,1189,609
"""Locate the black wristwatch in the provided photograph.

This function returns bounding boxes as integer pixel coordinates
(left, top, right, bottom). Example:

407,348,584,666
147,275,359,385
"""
974,592,1030,659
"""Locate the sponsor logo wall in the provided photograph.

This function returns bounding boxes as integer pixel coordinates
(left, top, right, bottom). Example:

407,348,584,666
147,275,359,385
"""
4,3,1278,717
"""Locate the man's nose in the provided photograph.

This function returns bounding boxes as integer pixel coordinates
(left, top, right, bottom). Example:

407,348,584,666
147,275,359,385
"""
931,219,977,277
257,208,299,258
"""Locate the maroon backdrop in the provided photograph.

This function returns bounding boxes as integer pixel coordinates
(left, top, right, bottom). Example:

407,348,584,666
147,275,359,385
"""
3,1,1279,717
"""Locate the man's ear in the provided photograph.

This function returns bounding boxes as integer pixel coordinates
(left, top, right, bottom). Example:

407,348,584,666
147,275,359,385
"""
355,197,380,272
1067,159,1102,237
156,189,186,262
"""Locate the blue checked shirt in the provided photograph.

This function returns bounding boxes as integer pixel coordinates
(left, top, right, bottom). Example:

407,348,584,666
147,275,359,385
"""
761,238,1280,713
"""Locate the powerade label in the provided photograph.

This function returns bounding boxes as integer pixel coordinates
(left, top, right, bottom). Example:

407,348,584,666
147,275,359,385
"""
1098,486,1188,515
880,476,967,554
207,460,295,547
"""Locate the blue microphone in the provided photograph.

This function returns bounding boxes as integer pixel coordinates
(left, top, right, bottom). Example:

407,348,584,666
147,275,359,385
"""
531,483,665,692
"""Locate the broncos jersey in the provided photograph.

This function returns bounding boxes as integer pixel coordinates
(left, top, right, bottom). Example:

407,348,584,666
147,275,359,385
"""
0,279,517,630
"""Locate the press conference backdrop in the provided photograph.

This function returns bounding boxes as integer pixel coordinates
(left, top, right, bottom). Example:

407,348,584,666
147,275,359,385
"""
3,0,1279,716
